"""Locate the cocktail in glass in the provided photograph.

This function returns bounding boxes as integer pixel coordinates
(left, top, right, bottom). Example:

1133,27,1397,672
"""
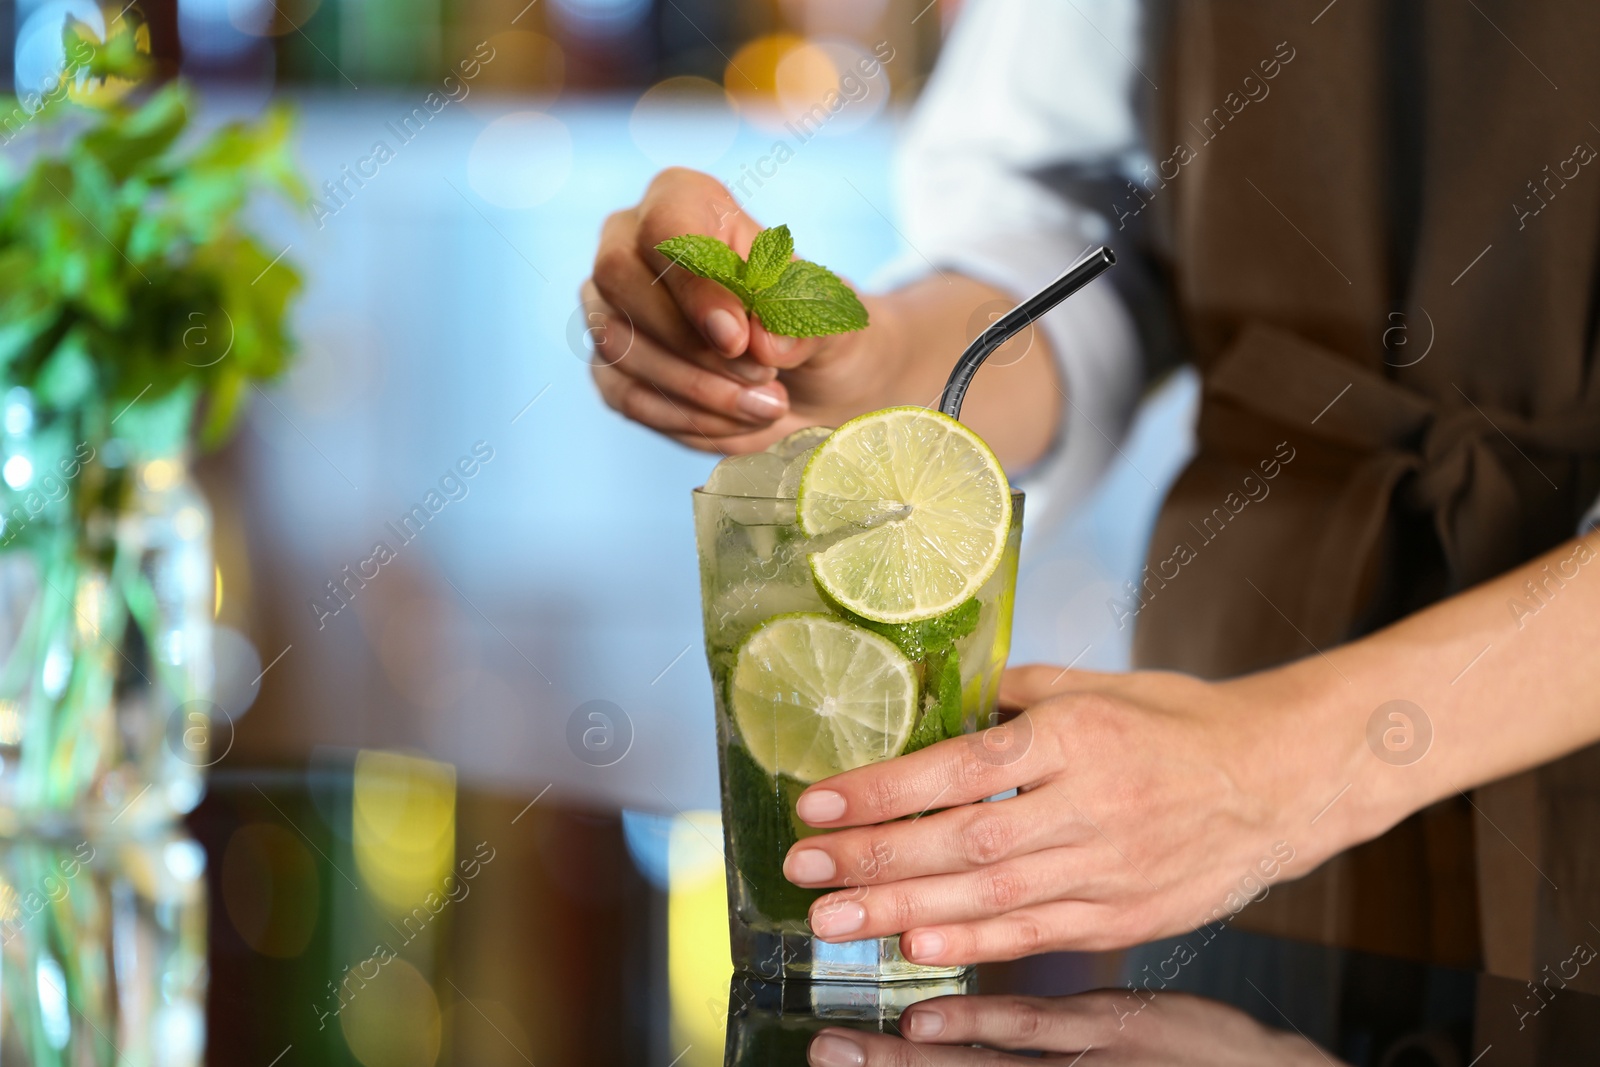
693,438,1021,982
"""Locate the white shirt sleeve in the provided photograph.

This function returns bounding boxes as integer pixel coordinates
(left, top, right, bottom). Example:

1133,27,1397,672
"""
885,0,1148,536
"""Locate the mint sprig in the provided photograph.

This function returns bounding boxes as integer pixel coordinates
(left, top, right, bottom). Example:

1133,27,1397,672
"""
655,224,869,338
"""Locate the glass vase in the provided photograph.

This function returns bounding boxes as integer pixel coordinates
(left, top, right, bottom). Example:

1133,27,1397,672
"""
0,395,214,834
0,831,208,1065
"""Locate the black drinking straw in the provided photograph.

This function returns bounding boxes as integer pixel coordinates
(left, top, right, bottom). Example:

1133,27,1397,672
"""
937,247,1117,419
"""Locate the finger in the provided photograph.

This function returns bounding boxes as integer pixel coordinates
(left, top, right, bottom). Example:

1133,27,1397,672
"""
581,279,777,396
783,789,1073,889
900,900,1115,967
809,1027,1028,1067
604,326,790,425
593,363,774,439
636,168,763,357
796,717,1047,828
998,664,1114,710
665,415,812,455
807,847,1083,943
591,218,773,385
582,282,787,425
899,994,1115,1052
748,318,826,370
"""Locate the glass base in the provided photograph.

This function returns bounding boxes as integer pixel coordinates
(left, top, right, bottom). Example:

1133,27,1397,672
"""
724,974,974,1066
731,920,972,983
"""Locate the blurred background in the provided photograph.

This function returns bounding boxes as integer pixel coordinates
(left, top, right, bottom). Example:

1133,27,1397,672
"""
7,0,1194,815
3,3,1197,1063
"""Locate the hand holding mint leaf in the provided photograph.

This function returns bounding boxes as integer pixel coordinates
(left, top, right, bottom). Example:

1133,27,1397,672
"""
655,225,869,338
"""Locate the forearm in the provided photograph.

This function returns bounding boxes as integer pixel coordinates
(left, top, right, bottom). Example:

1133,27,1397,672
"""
1275,531,1600,852
826,274,1063,469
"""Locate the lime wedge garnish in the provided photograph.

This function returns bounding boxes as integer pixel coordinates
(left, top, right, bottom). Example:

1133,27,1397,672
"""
797,406,1011,624
730,613,917,783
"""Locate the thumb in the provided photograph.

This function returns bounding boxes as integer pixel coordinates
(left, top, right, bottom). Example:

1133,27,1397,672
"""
636,168,763,358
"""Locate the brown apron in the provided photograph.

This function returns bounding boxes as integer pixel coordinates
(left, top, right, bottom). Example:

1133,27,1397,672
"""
1134,0,1600,983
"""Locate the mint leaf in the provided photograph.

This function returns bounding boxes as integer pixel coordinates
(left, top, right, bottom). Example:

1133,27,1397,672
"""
901,650,965,755
750,261,869,337
654,234,751,302
723,741,821,922
937,649,965,736
849,598,981,662
743,224,793,291
902,702,948,754
655,225,869,337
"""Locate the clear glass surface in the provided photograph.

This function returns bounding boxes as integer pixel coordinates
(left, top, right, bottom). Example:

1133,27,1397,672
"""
694,487,1023,982
0,831,207,1065
0,458,213,835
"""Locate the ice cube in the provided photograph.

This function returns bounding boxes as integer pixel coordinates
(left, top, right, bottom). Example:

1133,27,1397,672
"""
704,452,788,497
775,445,816,499
767,425,833,461
707,579,828,653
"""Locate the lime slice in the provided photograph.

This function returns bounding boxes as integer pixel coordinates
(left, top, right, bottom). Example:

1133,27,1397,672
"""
798,407,1011,624
730,613,917,783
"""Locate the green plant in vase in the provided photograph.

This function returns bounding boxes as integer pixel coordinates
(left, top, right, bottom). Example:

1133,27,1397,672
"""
0,16,304,831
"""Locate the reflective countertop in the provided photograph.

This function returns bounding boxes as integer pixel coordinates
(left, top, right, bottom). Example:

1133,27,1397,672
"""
50,763,1586,1065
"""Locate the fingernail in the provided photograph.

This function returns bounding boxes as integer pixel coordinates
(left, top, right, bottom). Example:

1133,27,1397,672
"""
906,930,946,962
796,789,846,823
811,899,866,938
784,849,835,885
903,1008,944,1040
736,386,786,420
705,308,743,353
724,356,776,384
809,1032,865,1067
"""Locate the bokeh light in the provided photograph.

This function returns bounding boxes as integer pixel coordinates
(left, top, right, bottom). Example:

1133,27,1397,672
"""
774,39,839,115
723,32,804,128
339,957,443,1067
628,75,740,169
790,38,892,135
351,750,456,915
724,33,889,134
667,812,729,1067
466,111,574,209
221,822,320,958
12,1,101,102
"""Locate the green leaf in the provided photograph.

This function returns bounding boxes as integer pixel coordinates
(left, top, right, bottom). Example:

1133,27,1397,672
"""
654,234,750,303
901,650,966,755
199,367,246,449
902,702,948,754
73,17,152,84
937,650,965,737
113,381,198,461
77,84,188,181
845,597,980,662
723,742,821,922
33,330,95,409
743,224,793,291
750,260,869,337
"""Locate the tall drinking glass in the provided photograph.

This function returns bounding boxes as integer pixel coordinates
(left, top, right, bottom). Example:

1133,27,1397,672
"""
694,487,1023,982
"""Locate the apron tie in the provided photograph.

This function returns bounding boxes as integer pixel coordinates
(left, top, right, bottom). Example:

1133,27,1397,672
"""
1199,322,1600,642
